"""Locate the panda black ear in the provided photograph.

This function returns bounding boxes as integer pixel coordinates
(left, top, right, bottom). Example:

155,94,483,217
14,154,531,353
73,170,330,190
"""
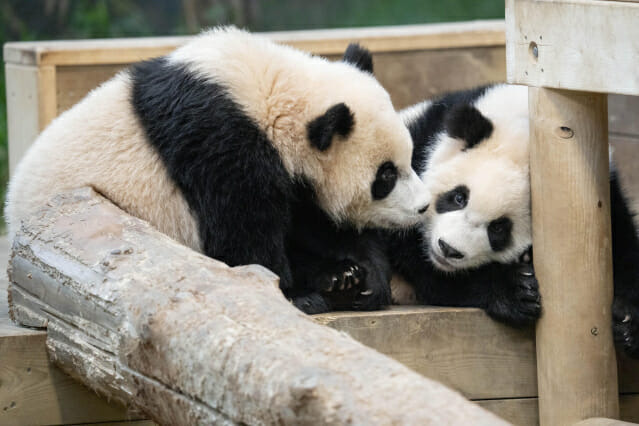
445,104,494,150
342,43,374,74
307,103,355,151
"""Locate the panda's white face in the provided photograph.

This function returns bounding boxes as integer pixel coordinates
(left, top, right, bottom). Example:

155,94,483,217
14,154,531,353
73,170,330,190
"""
308,97,431,229
423,155,531,271
418,85,531,271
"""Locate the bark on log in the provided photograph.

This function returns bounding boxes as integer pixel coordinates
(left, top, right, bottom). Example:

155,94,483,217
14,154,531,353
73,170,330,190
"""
7,188,506,425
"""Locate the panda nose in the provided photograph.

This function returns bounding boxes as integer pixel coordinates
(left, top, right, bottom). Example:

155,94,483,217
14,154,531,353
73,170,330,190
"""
418,204,429,214
438,239,464,259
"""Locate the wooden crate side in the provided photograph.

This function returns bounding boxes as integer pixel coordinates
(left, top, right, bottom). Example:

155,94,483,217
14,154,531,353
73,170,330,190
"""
0,333,141,426
316,306,538,400
3,21,505,66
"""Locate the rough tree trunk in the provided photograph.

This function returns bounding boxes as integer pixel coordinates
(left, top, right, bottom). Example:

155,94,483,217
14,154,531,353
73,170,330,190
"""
7,188,506,425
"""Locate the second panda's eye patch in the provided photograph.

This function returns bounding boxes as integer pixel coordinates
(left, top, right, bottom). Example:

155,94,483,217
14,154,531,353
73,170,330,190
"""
436,185,469,213
372,161,398,200
488,217,513,251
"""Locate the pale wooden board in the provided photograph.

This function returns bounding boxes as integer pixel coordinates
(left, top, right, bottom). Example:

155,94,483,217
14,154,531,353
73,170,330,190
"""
505,0,639,95
0,333,143,426
316,306,539,400
3,20,505,66
477,394,639,426
53,46,506,118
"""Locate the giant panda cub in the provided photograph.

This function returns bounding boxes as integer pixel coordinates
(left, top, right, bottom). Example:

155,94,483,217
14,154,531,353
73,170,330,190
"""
5,28,430,312
394,84,639,358
390,84,540,327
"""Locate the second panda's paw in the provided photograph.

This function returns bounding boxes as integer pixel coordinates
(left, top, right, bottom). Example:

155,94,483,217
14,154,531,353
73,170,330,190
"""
613,297,639,358
314,259,366,294
487,262,541,327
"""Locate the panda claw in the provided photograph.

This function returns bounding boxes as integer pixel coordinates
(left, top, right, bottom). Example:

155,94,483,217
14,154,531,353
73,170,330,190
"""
360,289,373,296
623,314,631,323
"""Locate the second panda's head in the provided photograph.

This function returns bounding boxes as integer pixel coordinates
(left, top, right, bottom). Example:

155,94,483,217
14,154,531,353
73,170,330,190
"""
298,44,430,229
419,85,531,271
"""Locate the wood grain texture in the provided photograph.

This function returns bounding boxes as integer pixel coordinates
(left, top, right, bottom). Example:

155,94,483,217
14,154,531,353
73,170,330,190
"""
3,21,505,66
506,0,639,95
7,188,506,426
316,306,537,400
477,394,639,426
0,333,141,426
530,88,618,425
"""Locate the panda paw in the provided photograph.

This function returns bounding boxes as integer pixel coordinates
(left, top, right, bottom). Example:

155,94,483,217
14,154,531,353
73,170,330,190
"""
291,292,332,314
487,260,541,327
313,259,366,294
613,297,639,358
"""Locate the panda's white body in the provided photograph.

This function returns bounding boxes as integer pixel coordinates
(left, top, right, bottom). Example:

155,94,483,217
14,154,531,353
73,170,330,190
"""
7,73,202,249
6,28,430,307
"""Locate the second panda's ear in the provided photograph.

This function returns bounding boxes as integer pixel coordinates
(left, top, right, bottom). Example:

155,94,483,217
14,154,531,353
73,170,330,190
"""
343,43,374,74
445,104,494,150
307,103,355,151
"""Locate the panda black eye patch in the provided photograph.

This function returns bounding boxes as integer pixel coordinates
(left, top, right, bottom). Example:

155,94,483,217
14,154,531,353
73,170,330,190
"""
435,185,469,213
372,161,398,200
488,217,513,251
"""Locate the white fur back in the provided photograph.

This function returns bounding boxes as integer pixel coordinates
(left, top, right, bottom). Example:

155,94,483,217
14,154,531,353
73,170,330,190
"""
5,73,201,249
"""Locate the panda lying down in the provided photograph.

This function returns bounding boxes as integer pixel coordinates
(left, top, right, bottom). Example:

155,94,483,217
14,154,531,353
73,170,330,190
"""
300,83,639,358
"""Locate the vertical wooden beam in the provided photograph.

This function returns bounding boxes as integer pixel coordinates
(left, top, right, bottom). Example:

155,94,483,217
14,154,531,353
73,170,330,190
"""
530,87,618,425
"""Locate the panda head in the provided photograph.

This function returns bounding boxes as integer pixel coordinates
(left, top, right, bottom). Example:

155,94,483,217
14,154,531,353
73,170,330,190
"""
170,30,429,229
420,85,531,271
300,43,430,229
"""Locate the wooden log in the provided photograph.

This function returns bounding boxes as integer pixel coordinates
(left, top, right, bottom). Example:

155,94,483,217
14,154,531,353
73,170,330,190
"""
7,188,506,426
529,88,618,425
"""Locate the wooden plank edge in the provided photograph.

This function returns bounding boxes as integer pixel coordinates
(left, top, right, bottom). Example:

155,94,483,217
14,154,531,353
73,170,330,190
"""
3,20,505,66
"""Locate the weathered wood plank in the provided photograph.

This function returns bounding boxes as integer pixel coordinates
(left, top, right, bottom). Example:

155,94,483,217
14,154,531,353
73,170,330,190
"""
477,394,639,426
530,88,618,424
316,306,537,400
0,333,142,426
506,0,639,95
7,188,505,426
3,21,505,66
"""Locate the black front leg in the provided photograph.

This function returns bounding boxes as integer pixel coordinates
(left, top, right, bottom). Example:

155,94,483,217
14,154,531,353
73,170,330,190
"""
483,250,541,328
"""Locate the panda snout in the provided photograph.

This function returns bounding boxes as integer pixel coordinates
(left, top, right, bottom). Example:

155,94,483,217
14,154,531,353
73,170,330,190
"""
438,239,464,259
418,204,429,214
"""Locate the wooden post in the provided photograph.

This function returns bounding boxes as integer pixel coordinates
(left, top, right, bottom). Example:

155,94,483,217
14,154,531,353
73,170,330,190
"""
7,188,507,426
529,88,619,425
